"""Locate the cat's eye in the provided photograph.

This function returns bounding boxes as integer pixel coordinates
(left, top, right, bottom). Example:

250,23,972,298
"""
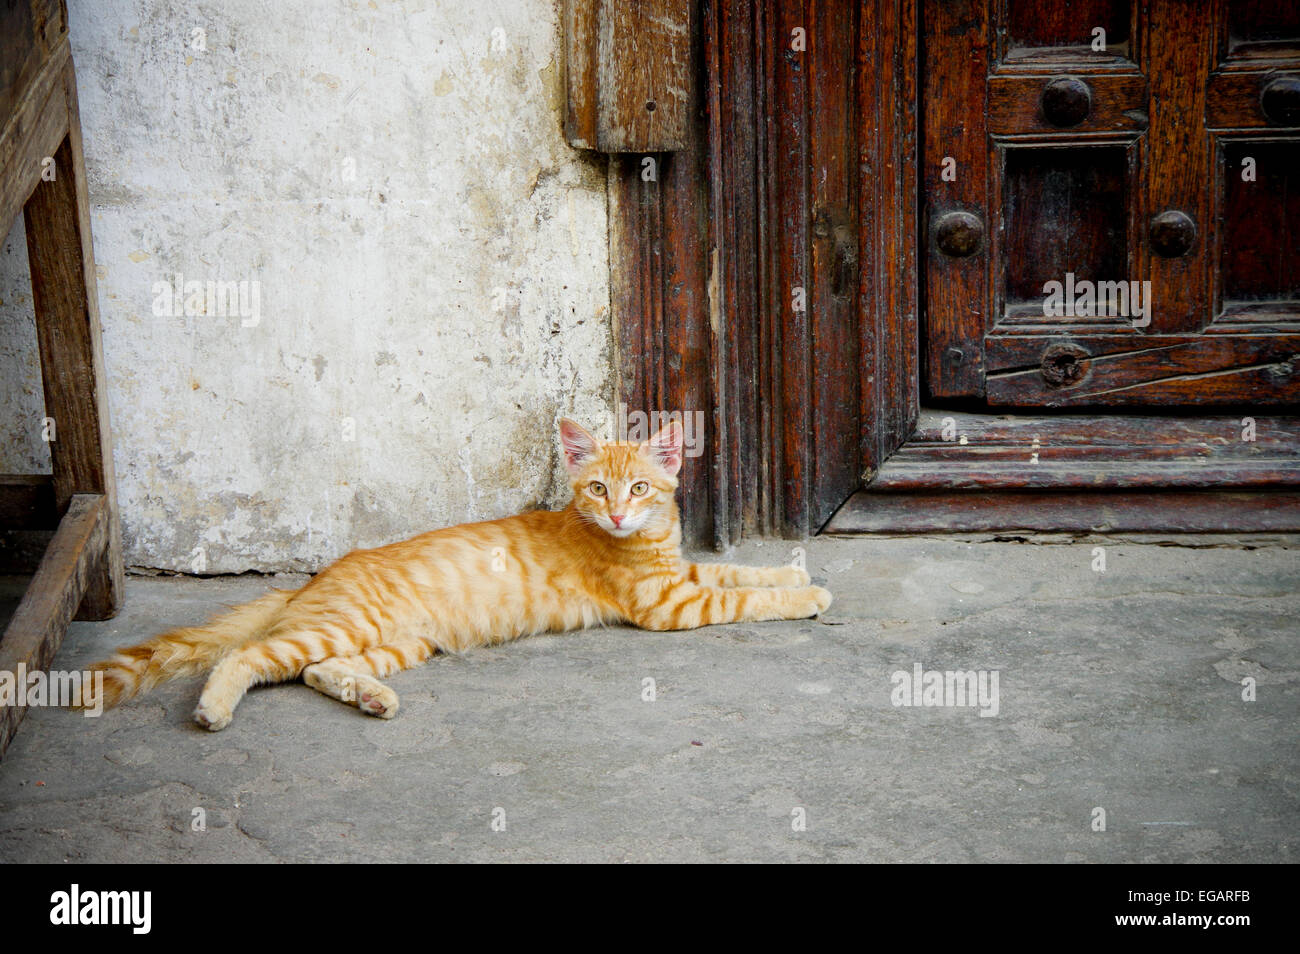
589,481,607,496
630,481,650,496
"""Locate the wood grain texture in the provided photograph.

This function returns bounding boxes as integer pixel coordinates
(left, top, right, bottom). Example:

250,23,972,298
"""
860,0,920,485
808,0,863,529
824,489,1300,533
1224,0,1300,55
1002,0,1130,59
985,335,1300,406
912,407,1296,446
985,333,1300,368
768,0,811,533
988,74,1147,135
607,1,710,543
1145,0,1212,335
1207,70,1300,129
563,0,600,149
999,144,1129,308
0,25,69,235
22,60,123,620
706,0,752,544
922,0,989,399
0,0,66,130
566,0,691,152
612,0,897,542
1206,69,1300,128
924,0,1300,410
870,456,1299,490
1219,140,1300,306
872,409,1300,488
0,493,106,758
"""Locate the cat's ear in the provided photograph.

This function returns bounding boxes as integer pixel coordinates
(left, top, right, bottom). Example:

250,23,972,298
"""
559,418,600,476
643,420,684,476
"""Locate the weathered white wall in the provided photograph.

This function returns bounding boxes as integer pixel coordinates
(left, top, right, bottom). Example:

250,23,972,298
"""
0,0,613,573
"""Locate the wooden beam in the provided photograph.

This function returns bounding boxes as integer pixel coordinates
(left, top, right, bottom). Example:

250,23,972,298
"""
985,335,1300,407
824,489,1300,534
565,0,691,152
22,58,123,620
608,0,711,546
859,0,920,482
870,456,1300,490
0,25,70,234
563,0,601,149
868,410,1300,490
0,493,107,758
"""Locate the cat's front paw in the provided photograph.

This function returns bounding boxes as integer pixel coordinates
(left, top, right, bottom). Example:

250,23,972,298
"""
193,701,233,732
359,684,400,719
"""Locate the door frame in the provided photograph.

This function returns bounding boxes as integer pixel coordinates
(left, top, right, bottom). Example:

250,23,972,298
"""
608,0,1300,546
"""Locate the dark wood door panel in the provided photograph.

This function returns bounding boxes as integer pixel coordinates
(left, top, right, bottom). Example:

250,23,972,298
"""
997,0,1139,67
924,0,1300,409
1217,0,1300,67
990,141,1137,329
1216,137,1300,321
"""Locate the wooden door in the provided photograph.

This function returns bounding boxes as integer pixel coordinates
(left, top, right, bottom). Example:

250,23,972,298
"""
923,0,1300,408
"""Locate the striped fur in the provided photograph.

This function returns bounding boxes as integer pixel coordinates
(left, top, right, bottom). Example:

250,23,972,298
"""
82,419,832,731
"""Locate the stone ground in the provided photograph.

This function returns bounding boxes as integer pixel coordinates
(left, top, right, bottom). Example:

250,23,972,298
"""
0,534,1296,863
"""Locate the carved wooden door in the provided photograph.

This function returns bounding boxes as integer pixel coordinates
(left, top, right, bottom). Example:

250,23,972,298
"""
923,0,1300,408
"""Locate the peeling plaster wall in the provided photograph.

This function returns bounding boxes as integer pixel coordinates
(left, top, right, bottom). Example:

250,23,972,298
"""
0,0,614,573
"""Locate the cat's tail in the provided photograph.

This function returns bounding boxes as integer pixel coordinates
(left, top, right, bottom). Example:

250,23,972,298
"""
76,588,299,710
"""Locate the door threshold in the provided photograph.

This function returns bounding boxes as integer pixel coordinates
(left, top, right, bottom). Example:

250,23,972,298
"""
826,408,1300,533
865,408,1300,490
824,489,1300,534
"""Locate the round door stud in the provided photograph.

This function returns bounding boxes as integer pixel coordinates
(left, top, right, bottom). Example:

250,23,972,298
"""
934,211,984,257
1149,210,1197,258
1040,343,1091,388
1041,77,1092,127
1261,75,1300,127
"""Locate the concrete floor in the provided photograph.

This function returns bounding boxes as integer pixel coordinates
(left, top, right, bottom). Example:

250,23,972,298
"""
1,534,1296,863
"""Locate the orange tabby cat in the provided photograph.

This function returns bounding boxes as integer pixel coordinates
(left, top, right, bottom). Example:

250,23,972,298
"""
82,418,832,730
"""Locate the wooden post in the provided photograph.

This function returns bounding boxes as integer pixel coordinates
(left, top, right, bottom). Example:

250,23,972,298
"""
22,61,123,621
565,0,692,152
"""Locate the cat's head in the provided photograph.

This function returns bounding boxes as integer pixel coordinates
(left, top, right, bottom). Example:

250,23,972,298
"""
559,418,682,539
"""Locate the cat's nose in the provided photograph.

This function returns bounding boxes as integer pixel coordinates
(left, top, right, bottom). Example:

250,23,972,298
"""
610,514,625,527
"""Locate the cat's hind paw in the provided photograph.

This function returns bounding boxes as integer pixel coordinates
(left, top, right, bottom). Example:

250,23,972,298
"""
773,565,812,587
797,585,833,618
